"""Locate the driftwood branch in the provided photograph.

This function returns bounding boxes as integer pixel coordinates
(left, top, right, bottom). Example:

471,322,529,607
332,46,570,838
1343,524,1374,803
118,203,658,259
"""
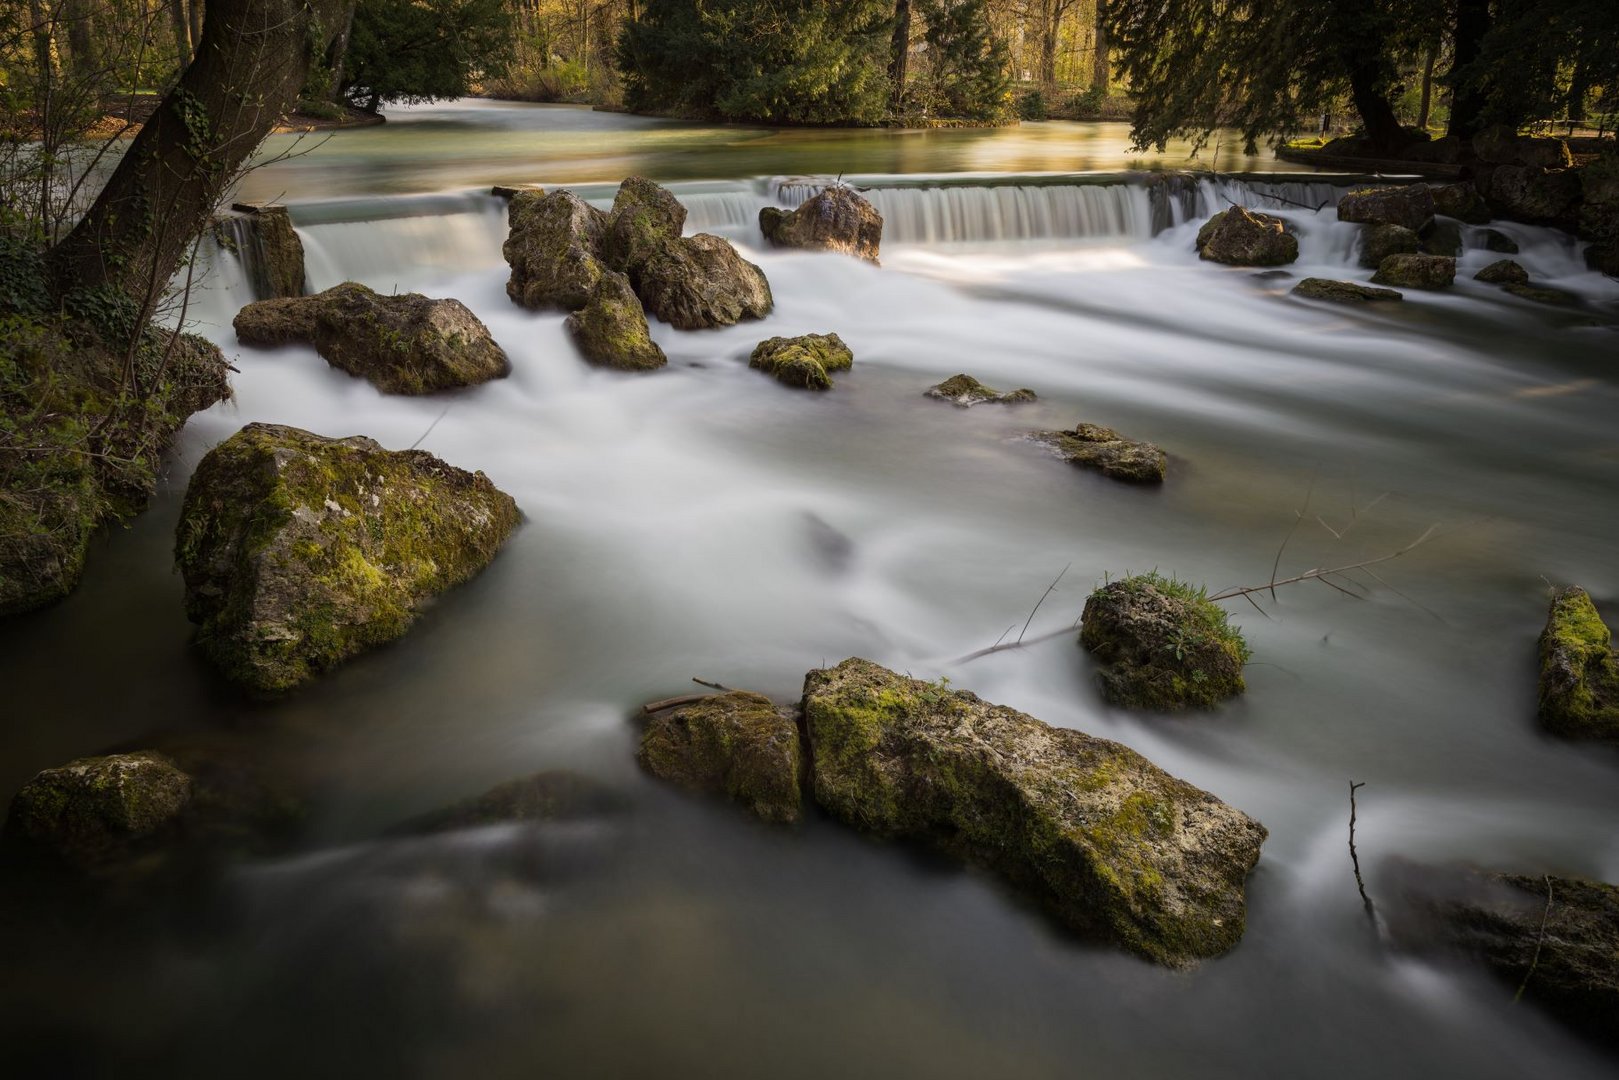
1208,524,1439,604
639,678,737,716
1348,780,1375,921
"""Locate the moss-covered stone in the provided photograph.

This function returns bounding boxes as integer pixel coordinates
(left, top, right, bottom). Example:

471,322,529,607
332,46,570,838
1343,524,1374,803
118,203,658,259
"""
1292,278,1403,304
175,423,520,693
638,691,803,823
502,189,608,311
1486,165,1582,226
1337,184,1436,231
1475,258,1529,285
1429,182,1492,225
396,770,623,833
1079,573,1249,711
1537,586,1619,741
3,752,191,869
1031,424,1166,484
759,185,883,263
564,270,667,371
600,175,687,272
925,373,1037,406
1419,218,1463,257
801,658,1267,966
1371,253,1455,289
749,333,854,390
1196,207,1298,266
1357,223,1421,268
225,203,306,299
635,232,774,330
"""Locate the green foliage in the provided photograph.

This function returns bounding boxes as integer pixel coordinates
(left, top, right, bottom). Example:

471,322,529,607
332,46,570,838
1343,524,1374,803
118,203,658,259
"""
619,0,893,124
915,0,1010,122
1458,1,1619,128
1072,84,1105,119
1017,89,1049,121
343,0,517,109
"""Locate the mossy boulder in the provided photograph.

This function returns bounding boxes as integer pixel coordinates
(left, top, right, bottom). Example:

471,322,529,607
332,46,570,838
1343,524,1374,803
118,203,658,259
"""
1429,182,1491,225
925,373,1036,407
1337,184,1435,231
1487,165,1582,226
565,270,667,371
3,752,191,870
801,658,1267,966
395,770,622,834
749,333,854,390
1475,259,1529,286
1031,424,1167,484
1481,228,1520,253
1537,586,1619,741
222,203,306,299
1357,223,1421,268
635,233,773,330
1291,278,1403,304
759,185,883,263
1371,253,1455,289
1079,574,1249,711
502,189,609,311
600,175,688,272
1195,207,1298,266
1419,218,1463,258
175,423,520,693
638,691,804,824
234,282,509,395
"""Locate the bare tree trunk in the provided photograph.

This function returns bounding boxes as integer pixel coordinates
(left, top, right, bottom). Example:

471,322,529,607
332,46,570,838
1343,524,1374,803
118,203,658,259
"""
189,0,206,55
1090,0,1108,90
1447,0,1491,139
889,0,911,109
1039,14,1058,84
1417,41,1436,130
328,0,360,102
63,0,100,79
168,0,194,67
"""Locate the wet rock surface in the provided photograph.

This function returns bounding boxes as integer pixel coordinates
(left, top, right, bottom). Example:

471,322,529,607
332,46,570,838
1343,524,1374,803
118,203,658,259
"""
1371,253,1455,289
1196,207,1298,267
3,752,192,870
749,333,854,390
1337,184,1436,231
1079,574,1249,711
1032,424,1167,484
638,692,803,824
1537,586,1619,741
566,270,668,371
1292,278,1403,304
760,185,883,262
925,373,1037,406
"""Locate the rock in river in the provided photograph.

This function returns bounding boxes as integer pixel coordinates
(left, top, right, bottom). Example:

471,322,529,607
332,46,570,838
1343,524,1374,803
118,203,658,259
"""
1357,223,1421,269
925,373,1036,406
1474,259,1529,286
4,752,191,870
1031,424,1167,484
802,658,1268,966
1292,278,1403,304
1080,573,1250,710
565,270,667,371
1537,586,1619,741
503,189,609,311
175,423,520,693
638,692,804,824
1336,184,1436,231
759,185,883,262
750,333,854,390
1196,207,1298,267
635,232,773,330
1370,253,1455,289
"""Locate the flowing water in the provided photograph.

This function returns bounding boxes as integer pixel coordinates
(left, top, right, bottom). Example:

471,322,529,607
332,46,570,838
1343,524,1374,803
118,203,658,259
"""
3,102,1619,1078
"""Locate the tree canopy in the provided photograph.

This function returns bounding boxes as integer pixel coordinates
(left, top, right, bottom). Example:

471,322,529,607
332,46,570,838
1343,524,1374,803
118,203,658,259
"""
341,0,517,110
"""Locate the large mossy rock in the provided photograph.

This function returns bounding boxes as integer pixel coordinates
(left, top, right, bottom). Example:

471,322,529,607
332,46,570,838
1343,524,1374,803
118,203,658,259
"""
1357,223,1421,268
1418,218,1463,257
749,333,854,390
502,189,609,311
234,282,510,395
601,175,688,272
1537,586,1619,741
565,270,667,371
3,752,191,870
638,691,803,824
1429,182,1491,225
1195,207,1298,266
221,203,306,299
759,186,883,263
1032,424,1166,484
636,233,773,330
1292,278,1402,304
175,423,520,693
925,373,1036,407
1472,128,1574,169
1475,259,1529,286
1337,184,1436,231
1370,253,1455,289
1080,574,1249,710
1486,166,1582,226
801,658,1267,966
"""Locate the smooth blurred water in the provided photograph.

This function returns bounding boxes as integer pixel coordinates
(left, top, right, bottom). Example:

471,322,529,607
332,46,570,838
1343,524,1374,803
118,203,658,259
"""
3,103,1619,1079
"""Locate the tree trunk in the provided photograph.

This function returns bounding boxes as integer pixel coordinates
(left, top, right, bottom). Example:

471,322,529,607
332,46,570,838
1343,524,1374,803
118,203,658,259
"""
1567,61,1589,124
189,0,206,55
889,0,911,109
1090,0,1108,90
1038,15,1058,84
1347,64,1402,151
328,0,360,102
1447,0,1491,139
63,0,100,79
169,0,194,68
46,0,347,312
1417,42,1437,131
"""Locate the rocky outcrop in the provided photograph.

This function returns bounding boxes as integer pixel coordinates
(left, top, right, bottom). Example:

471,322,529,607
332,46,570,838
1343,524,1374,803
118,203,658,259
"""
1537,586,1619,741
397,770,622,833
565,270,667,371
600,175,687,272
925,373,1036,407
1032,424,1166,484
3,752,191,870
1337,184,1436,231
175,423,520,693
636,233,773,330
503,189,608,311
1472,127,1573,169
220,203,306,299
1357,223,1421,268
234,283,510,395
1419,219,1463,257
1486,166,1582,226
638,692,803,824
1474,259,1529,286
749,333,854,390
1292,278,1403,304
759,185,883,262
1371,253,1455,289
802,658,1267,966
1080,574,1249,711
1429,182,1491,225
1196,207,1298,266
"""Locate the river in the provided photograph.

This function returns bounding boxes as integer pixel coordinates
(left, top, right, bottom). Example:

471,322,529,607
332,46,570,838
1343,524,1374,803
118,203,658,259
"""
2,101,1618,1078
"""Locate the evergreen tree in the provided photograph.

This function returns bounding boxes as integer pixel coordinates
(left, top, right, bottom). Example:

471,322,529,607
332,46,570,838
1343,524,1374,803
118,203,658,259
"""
915,0,1010,121
342,0,516,111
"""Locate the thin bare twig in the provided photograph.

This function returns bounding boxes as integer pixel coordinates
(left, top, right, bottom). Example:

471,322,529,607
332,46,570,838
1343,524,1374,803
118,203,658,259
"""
1208,524,1440,603
641,693,714,715
1513,875,1554,1004
692,677,734,692
1348,781,1375,921
1017,563,1070,645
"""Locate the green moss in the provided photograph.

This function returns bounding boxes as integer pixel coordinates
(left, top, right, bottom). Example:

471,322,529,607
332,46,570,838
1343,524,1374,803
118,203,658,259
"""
1538,586,1619,740
1080,572,1249,711
638,692,803,823
565,270,666,371
749,333,854,390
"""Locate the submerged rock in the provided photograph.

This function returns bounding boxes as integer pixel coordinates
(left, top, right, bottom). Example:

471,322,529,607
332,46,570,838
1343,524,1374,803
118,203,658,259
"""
1079,574,1249,710
759,185,883,262
638,692,803,824
749,333,854,390
175,423,520,693
565,270,667,371
1196,207,1298,267
1371,253,1455,289
1337,184,1435,231
1032,424,1167,484
1503,283,1578,306
1474,259,1529,286
1429,182,1491,225
503,189,609,311
1357,223,1421,268
1481,228,1520,254
1291,278,1403,304
925,373,1036,406
1537,586,1619,741
802,658,1267,966
635,233,773,330
397,770,622,833
3,752,191,870
234,283,510,395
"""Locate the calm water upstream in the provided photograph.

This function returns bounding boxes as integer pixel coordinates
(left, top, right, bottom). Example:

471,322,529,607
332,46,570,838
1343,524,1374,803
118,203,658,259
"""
3,101,1618,1078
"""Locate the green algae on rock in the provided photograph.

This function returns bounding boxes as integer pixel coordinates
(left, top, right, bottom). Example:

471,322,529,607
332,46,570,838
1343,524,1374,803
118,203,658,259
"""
1371,253,1455,289
502,189,609,311
601,174,688,272
566,270,668,371
749,333,854,390
175,423,520,693
638,692,804,824
234,282,510,395
1537,586,1619,741
1357,223,1421,269
759,185,883,263
1080,573,1249,710
1196,207,1298,267
1031,424,1167,484
219,203,306,299
1337,184,1436,232
925,373,1037,407
1292,278,1403,304
635,232,773,330
801,658,1267,966
3,752,192,870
